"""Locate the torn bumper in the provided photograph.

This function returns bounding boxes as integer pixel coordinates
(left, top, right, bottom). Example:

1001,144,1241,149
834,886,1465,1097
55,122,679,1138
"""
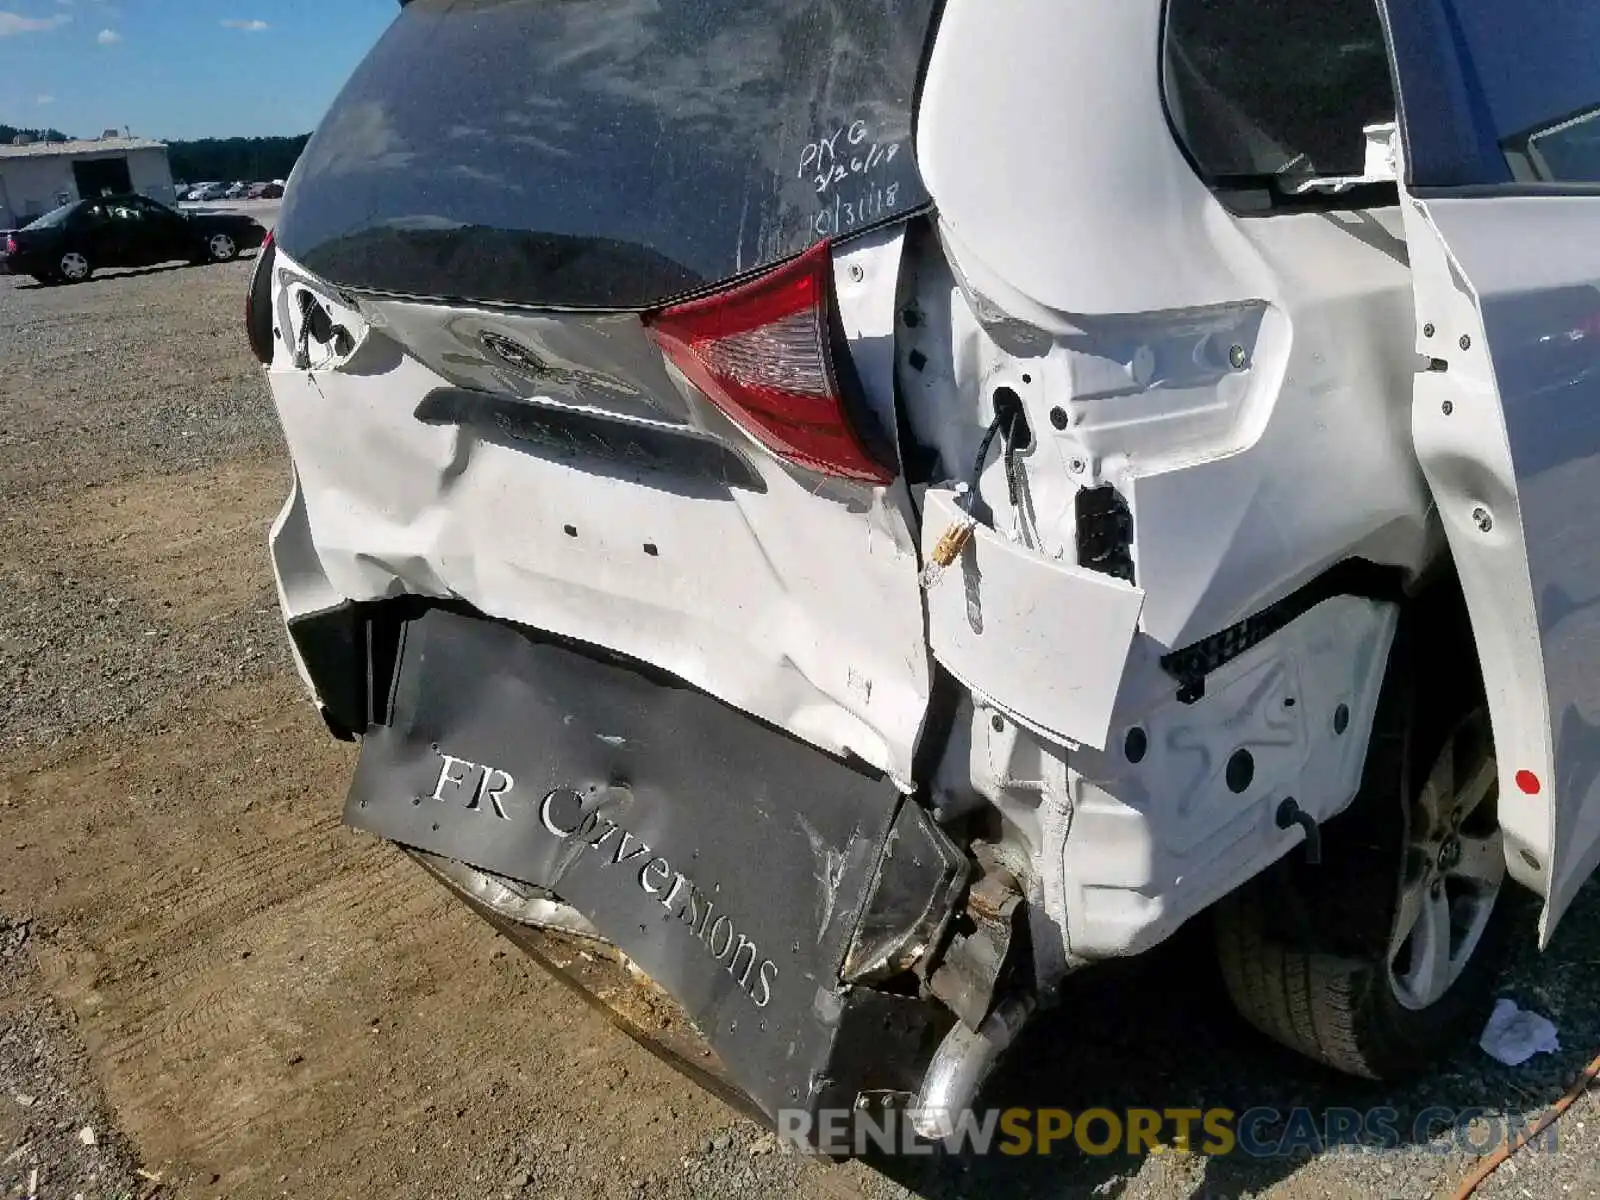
337,603,968,1136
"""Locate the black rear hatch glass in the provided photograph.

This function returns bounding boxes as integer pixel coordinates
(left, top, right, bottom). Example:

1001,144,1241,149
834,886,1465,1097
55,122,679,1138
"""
275,0,940,310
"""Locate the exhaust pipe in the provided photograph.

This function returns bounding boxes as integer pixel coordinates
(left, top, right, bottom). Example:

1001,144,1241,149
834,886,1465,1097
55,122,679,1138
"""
910,993,1037,1140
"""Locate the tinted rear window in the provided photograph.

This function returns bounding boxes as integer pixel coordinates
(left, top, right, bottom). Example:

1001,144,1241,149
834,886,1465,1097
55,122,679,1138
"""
1449,0,1600,183
23,203,76,230
275,0,940,310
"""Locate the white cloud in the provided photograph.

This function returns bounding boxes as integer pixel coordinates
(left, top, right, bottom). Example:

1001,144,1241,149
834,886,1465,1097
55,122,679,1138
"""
0,11,72,34
36,93,54,105
95,25,118,43
220,18,267,32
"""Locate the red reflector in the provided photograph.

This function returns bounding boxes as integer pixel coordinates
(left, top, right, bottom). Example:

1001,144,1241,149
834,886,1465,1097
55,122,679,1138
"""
643,240,892,485
1515,769,1541,795
3,235,15,256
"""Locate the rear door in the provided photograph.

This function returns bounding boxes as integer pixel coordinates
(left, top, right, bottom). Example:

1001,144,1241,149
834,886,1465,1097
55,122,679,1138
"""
74,202,123,265
129,196,191,261
109,199,162,265
1380,0,1600,942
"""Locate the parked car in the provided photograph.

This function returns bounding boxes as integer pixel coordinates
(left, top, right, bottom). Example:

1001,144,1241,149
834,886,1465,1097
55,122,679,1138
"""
250,0,1600,1155
221,181,250,200
185,182,227,202
247,181,284,199
7,194,266,283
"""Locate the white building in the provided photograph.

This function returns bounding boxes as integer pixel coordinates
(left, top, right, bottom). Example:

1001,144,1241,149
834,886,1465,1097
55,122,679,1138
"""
0,133,176,230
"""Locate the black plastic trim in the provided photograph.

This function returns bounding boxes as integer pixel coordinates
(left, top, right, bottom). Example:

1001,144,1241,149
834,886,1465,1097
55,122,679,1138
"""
1160,560,1406,699
285,604,370,739
413,387,769,495
245,233,277,365
343,603,967,1135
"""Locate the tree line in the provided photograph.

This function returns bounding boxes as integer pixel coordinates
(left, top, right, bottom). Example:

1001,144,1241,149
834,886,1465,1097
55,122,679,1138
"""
0,123,71,145
166,136,311,184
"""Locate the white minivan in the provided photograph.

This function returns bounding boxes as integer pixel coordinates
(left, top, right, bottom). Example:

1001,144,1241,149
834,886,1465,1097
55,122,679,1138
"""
249,0,1600,1148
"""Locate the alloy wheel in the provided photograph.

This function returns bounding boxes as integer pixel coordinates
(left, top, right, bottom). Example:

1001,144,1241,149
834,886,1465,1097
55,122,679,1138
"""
1387,708,1505,1011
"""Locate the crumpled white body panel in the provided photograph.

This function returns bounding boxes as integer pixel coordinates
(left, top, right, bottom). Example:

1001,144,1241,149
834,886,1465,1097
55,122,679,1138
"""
266,244,932,783
921,486,1145,751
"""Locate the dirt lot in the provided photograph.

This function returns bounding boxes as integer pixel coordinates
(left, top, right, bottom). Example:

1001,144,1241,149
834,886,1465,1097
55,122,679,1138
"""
3,260,1600,1200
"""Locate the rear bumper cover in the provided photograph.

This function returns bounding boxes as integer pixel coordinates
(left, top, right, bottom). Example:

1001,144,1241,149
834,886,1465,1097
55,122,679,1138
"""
336,603,967,1133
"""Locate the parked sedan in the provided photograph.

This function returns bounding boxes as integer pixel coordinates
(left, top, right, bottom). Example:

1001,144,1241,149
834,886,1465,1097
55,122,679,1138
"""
3,194,268,284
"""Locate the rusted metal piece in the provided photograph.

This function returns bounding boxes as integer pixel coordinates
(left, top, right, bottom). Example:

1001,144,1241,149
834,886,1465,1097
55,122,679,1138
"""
925,868,1024,1030
966,870,1020,924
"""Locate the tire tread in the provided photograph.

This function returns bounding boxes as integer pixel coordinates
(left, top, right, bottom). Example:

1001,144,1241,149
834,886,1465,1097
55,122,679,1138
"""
1215,895,1378,1077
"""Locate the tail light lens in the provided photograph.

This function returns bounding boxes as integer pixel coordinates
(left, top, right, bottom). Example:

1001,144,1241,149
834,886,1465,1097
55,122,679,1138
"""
643,240,893,485
4,235,15,256
245,229,276,365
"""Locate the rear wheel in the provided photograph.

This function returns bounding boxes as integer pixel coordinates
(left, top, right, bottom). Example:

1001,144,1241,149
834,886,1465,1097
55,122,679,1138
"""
57,250,92,283
205,232,238,263
1214,599,1514,1079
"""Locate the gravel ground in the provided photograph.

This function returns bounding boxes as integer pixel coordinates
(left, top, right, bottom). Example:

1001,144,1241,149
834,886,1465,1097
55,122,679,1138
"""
0,917,145,1200
0,259,289,755
2,262,1600,1200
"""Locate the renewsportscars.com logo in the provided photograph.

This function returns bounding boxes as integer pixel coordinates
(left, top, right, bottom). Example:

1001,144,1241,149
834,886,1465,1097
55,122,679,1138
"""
776,1105,1560,1159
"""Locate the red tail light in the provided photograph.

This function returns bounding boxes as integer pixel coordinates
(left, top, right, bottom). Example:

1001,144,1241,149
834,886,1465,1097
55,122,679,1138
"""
643,240,893,485
4,235,15,256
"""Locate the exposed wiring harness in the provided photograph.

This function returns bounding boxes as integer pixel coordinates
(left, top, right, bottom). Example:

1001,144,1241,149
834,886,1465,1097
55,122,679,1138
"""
997,405,1041,550
920,404,1038,589
967,411,1006,513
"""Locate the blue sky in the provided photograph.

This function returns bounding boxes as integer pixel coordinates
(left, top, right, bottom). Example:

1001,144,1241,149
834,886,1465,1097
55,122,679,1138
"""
0,1,397,140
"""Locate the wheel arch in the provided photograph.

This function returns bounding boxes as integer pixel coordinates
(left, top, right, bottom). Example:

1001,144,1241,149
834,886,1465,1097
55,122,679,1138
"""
1212,563,1518,1078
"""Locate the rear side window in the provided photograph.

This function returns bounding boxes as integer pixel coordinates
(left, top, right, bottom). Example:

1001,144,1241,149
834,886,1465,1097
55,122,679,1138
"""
1449,0,1600,183
23,202,75,230
276,0,941,310
1163,0,1395,187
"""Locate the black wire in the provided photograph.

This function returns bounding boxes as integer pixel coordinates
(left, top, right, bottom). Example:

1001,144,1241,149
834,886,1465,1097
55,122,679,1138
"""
965,414,1005,515
1001,408,1026,514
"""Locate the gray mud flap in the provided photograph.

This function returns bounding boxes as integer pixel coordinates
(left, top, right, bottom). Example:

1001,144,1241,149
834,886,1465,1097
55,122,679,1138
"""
345,606,964,1133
